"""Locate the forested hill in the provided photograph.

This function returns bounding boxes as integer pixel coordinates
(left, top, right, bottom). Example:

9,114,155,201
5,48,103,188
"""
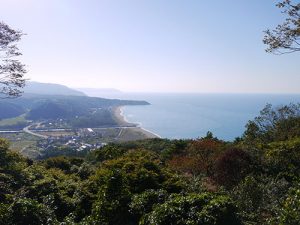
0,102,25,119
1,82,150,121
0,94,149,120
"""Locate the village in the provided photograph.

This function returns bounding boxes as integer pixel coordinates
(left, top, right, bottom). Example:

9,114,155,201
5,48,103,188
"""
36,127,108,152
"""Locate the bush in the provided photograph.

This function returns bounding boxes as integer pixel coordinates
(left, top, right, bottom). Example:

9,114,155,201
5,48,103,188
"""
7,198,56,225
142,193,242,225
89,150,184,225
43,156,72,171
276,188,300,225
266,186,300,225
265,138,300,179
130,189,168,223
214,149,252,188
231,176,264,223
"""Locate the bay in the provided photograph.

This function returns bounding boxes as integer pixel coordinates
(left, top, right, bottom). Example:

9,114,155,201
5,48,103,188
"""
119,93,300,141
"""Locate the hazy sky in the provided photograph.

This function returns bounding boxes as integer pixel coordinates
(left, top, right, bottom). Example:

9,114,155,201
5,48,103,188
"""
1,0,299,93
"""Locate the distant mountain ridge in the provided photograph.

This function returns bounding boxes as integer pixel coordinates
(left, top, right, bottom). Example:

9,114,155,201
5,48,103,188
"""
75,88,123,98
24,81,86,96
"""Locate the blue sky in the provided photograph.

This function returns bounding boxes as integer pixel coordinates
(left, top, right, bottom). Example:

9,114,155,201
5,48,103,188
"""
1,0,299,93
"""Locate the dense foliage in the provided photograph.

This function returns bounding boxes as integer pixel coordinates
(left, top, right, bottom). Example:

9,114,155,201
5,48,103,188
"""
0,22,26,98
1,103,300,224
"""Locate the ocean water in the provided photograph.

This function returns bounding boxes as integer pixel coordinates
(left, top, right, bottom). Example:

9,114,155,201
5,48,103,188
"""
116,93,300,141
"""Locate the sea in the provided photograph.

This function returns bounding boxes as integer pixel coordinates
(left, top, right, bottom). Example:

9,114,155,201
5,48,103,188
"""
121,93,300,141
90,92,300,141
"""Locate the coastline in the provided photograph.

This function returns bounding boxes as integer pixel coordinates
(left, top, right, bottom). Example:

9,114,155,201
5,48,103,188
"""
113,106,160,139
113,106,135,126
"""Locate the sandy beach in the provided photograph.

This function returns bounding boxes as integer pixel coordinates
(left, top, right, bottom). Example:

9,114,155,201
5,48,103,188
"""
112,106,160,139
112,106,135,126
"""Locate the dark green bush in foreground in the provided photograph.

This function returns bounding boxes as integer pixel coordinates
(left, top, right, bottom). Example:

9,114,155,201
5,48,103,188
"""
140,193,241,225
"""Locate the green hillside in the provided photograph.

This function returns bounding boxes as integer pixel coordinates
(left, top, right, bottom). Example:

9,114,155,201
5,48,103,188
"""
0,102,25,119
0,94,149,121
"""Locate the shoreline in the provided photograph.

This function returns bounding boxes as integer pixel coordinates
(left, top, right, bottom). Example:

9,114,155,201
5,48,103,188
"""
113,106,160,139
113,106,135,127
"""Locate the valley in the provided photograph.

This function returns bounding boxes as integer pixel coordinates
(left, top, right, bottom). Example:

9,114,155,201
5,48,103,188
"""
0,83,155,159
0,114,156,159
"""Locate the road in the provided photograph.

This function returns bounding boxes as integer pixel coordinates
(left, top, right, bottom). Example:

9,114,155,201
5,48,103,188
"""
4,124,139,140
23,125,48,139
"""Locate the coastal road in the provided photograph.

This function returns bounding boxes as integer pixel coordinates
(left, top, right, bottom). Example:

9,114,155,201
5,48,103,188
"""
23,125,48,139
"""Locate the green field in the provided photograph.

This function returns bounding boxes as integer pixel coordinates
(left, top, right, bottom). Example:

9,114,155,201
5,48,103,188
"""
0,132,42,158
0,114,28,128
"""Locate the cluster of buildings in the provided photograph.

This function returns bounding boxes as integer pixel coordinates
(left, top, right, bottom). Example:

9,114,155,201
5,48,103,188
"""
37,128,107,152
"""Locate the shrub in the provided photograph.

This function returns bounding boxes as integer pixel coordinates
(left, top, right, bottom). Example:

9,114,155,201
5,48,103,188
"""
214,149,252,188
89,150,184,225
142,193,242,225
276,188,300,225
7,198,56,225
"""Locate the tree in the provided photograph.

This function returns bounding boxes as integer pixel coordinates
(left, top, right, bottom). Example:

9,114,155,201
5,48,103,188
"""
263,0,300,54
0,22,26,98
185,138,224,176
243,103,300,144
